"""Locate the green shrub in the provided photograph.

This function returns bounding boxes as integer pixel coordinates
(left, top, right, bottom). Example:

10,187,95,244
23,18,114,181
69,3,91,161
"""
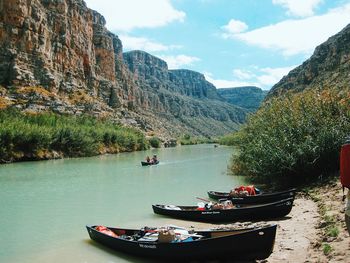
149,136,161,148
51,127,98,156
0,109,148,162
230,87,350,185
178,135,217,145
323,243,333,255
184,134,191,140
218,132,240,146
326,226,339,238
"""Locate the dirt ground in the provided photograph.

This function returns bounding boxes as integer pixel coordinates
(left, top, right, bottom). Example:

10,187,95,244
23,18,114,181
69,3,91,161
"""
263,181,350,263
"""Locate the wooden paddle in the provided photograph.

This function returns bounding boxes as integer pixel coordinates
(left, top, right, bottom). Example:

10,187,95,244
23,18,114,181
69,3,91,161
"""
196,197,211,203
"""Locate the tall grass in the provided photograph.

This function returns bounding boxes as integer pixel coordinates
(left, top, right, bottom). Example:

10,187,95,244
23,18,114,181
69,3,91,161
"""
178,134,217,145
218,133,240,146
230,87,350,185
0,109,148,162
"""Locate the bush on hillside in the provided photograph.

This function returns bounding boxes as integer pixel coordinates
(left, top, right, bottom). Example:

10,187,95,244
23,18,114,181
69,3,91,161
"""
230,87,350,185
149,136,161,148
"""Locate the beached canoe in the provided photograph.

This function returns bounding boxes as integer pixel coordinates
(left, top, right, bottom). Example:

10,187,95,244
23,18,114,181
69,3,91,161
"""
207,188,296,204
86,224,277,261
152,197,294,222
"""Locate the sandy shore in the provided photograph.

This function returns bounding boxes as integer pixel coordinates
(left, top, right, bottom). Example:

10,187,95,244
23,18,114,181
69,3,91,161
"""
262,197,319,262
263,181,350,263
205,198,321,263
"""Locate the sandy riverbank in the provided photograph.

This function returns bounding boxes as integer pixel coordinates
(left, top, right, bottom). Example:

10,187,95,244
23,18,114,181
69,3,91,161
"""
263,180,349,263
263,197,319,262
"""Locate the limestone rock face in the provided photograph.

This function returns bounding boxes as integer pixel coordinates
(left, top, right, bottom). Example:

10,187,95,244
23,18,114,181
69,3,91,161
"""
123,51,222,100
168,69,221,100
268,23,350,98
0,0,131,108
123,50,247,137
123,50,169,83
0,0,247,138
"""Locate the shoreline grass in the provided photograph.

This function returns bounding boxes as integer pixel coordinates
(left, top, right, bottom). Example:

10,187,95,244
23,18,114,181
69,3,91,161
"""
0,108,149,163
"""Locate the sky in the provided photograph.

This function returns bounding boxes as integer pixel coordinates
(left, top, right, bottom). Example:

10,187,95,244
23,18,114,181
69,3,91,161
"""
84,0,350,90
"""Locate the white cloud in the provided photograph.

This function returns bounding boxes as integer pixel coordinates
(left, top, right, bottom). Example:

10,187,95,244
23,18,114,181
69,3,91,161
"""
233,69,254,80
221,19,248,36
84,0,185,32
205,65,297,89
204,72,260,89
159,55,200,69
224,3,350,56
120,35,181,52
272,0,323,17
257,66,297,87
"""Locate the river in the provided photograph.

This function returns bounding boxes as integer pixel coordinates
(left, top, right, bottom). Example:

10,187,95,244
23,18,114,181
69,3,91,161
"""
0,144,246,263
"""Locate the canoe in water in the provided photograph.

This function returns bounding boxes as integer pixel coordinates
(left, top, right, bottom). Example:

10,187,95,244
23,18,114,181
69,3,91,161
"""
141,161,159,166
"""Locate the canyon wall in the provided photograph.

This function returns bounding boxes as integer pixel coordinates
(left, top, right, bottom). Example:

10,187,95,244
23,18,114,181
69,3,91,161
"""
0,0,247,138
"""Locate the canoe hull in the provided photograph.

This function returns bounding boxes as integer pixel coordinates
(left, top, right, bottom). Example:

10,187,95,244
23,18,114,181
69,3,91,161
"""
86,225,277,261
208,188,296,204
152,197,294,223
141,161,159,166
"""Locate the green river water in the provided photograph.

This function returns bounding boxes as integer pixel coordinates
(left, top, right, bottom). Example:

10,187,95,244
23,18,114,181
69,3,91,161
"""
0,144,246,263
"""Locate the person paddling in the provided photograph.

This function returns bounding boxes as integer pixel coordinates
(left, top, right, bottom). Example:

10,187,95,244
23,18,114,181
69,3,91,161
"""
151,155,158,164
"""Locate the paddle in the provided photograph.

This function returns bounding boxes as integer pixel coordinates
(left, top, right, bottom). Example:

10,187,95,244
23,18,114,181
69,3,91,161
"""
196,197,211,203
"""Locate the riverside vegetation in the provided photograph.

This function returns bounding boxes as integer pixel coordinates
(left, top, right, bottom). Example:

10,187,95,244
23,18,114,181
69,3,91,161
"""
0,109,148,163
178,134,217,145
219,87,350,259
0,107,221,163
221,87,350,186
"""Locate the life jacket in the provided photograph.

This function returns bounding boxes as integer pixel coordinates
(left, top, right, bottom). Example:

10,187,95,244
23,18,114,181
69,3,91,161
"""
340,142,350,199
95,225,118,237
235,185,256,196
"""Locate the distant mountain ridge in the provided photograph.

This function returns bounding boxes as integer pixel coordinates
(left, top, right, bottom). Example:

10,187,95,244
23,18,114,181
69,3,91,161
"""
0,0,249,138
268,23,350,98
123,50,247,137
217,86,267,112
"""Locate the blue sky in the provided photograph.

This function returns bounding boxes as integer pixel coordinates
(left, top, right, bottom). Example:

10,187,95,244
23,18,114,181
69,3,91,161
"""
84,0,350,90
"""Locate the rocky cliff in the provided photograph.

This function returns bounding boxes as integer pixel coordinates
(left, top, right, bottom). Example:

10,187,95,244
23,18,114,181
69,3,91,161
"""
217,86,267,111
123,50,247,137
168,69,221,100
268,23,350,98
0,0,246,138
0,0,139,114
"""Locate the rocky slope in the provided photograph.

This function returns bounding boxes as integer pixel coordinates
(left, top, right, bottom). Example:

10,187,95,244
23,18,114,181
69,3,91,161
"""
123,50,247,137
217,86,267,111
0,0,246,139
0,0,139,112
268,23,350,98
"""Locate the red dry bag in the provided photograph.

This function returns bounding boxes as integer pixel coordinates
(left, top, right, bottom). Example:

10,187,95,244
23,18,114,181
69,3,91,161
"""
340,143,350,190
